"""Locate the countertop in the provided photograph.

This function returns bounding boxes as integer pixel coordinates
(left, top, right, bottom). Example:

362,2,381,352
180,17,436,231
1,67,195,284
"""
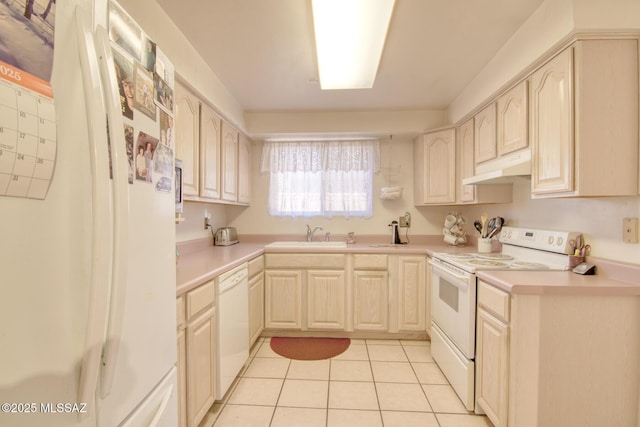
176,237,640,297
477,270,640,296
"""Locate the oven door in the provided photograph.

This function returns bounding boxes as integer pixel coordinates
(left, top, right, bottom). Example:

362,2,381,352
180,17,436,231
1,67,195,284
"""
429,259,476,359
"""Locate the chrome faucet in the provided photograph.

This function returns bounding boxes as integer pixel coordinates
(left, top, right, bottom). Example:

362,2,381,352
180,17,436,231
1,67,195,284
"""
306,224,323,242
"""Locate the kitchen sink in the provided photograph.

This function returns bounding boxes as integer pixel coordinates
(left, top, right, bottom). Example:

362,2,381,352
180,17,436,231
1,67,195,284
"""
265,241,348,248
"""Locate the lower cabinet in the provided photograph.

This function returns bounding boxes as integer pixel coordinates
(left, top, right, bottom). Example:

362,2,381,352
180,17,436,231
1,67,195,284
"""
265,270,303,329
176,279,217,427
475,281,510,427
353,270,389,331
186,308,216,427
248,256,264,347
306,270,346,330
397,256,427,331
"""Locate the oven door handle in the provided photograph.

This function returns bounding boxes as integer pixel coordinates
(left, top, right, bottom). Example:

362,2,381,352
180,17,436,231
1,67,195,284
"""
429,260,473,289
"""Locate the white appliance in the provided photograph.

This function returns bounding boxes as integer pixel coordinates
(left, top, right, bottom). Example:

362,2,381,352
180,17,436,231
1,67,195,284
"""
430,227,579,412
0,1,177,426
216,264,249,400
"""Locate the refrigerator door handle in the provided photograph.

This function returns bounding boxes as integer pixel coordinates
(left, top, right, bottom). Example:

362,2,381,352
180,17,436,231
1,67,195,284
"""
147,383,174,427
93,25,131,399
74,6,114,419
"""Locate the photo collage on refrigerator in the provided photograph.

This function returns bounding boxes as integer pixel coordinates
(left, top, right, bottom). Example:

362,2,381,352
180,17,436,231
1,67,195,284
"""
109,0,174,193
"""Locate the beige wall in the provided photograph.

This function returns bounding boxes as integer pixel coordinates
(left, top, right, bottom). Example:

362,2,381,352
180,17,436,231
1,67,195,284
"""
227,137,454,239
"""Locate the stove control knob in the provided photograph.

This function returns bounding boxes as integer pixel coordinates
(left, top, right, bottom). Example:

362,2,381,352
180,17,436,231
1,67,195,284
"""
547,236,554,245
557,237,564,246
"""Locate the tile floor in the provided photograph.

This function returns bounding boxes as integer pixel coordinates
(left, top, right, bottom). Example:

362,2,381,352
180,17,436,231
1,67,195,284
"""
210,338,492,427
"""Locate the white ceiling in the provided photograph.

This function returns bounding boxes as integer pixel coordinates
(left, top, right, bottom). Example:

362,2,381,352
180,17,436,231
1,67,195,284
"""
157,0,543,113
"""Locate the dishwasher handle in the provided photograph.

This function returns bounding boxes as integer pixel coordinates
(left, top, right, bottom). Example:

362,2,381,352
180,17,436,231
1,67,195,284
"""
218,269,248,293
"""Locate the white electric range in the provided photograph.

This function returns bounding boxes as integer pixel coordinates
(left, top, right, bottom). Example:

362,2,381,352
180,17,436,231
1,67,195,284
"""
429,227,581,411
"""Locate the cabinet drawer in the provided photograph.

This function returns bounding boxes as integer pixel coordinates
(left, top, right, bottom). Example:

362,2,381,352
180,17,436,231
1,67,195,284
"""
353,254,388,269
176,296,185,329
186,280,215,322
248,255,264,278
265,253,345,269
478,281,510,322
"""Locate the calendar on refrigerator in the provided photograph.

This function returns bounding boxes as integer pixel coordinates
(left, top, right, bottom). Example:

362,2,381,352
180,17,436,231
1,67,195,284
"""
0,66,56,199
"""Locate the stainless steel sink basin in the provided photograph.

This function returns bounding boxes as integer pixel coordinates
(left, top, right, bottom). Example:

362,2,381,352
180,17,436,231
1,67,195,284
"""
265,241,348,248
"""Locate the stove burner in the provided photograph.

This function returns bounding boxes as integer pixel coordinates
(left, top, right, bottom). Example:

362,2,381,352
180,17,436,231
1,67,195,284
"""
510,261,550,270
476,253,514,261
466,259,511,268
444,253,475,260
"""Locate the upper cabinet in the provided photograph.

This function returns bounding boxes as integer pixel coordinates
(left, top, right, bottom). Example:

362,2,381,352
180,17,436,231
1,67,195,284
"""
174,80,252,206
199,103,221,200
414,128,456,205
497,80,528,156
474,103,497,165
457,119,512,205
530,39,638,198
175,81,200,197
221,121,239,202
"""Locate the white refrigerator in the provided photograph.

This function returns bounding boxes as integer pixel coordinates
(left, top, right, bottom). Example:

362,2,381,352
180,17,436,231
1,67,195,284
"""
0,0,178,426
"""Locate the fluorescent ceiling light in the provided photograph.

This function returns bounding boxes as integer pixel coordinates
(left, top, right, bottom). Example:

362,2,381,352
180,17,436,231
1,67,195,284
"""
312,0,395,90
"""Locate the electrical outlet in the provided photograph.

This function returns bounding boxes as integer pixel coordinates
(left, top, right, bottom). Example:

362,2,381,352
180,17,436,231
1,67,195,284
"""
623,218,638,243
204,215,211,230
399,213,411,228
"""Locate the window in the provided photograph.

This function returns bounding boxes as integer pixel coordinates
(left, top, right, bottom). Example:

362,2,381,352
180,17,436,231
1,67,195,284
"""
261,140,379,218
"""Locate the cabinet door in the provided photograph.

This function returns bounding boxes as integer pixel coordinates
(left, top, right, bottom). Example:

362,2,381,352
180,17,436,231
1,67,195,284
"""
221,120,239,202
457,119,475,203
474,103,497,164
497,80,528,156
186,308,215,427
418,128,456,204
476,308,509,427
530,48,574,195
353,270,388,331
265,270,303,329
248,272,264,346
174,81,200,197
306,270,346,330
397,256,426,331
237,132,251,204
199,103,221,199
177,328,187,427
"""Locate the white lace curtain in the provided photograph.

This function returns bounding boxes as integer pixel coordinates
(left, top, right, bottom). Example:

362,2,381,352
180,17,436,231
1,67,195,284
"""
261,140,380,218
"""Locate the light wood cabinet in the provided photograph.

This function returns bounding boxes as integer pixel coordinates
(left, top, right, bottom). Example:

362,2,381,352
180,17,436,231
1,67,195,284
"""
238,132,251,204
457,119,513,205
476,308,509,427
199,103,221,199
176,280,216,427
186,308,216,427
414,128,456,205
457,119,476,203
176,297,187,427
353,270,389,331
476,280,510,427
474,103,497,164
530,39,638,198
264,270,303,329
397,256,426,332
221,121,239,202
174,80,252,205
306,270,346,330
248,256,264,346
174,81,200,197
497,80,528,156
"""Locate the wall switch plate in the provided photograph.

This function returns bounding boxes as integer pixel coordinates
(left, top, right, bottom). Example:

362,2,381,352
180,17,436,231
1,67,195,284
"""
623,218,638,243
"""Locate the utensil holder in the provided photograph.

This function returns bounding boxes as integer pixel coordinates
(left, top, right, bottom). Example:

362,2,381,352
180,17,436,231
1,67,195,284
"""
478,238,492,253
569,255,585,269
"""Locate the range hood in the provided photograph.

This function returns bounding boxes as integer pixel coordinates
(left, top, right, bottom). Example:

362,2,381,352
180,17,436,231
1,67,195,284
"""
462,149,531,185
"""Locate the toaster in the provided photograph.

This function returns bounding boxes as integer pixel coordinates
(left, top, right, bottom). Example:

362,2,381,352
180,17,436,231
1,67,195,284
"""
214,227,239,246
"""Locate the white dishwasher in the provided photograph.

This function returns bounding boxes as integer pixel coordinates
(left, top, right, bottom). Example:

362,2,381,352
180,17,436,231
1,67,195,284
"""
216,263,249,400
